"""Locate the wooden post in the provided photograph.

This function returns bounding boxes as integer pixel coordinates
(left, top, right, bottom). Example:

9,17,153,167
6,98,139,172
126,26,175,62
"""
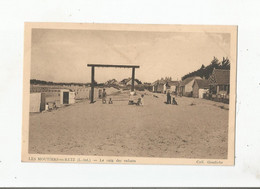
87,64,139,101
90,66,95,103
131,67,135,92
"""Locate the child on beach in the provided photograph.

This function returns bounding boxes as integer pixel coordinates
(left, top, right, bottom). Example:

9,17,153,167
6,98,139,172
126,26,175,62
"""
128,91,135,105
140,94,144,106
45,103,49,111
137,94,144,106
108,98,113,104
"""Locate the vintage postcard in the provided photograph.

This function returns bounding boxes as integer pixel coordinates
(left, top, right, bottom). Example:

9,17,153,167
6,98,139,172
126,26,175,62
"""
22,23,237,165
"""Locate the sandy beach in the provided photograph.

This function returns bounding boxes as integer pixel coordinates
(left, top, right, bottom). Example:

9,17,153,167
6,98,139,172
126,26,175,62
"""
29,91,229,159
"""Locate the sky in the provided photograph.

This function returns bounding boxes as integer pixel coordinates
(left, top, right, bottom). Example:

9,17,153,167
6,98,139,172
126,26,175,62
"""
31,29,231,83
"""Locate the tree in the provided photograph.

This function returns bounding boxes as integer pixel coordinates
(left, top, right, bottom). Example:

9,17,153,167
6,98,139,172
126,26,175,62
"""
181,56,230,80
221,57,230,69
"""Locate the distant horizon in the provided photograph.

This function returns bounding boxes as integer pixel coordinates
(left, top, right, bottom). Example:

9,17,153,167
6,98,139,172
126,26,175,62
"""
30,57,229,84
31,29,231,83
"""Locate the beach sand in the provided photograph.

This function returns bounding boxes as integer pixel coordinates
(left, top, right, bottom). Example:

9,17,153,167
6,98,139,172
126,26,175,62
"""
29,91,229,159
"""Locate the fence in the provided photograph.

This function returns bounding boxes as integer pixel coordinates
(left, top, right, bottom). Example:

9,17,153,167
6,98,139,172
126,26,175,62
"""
203,93,229,104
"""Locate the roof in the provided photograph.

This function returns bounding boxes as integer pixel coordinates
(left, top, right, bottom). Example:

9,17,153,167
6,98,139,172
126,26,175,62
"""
152,80,166,86
180,76,202,87
209,69,230,85
152,80,179,86
126,79,142,85
105,79,119,85
167,81,179,86
121,78,142,85
193,79,209,89
151,81,158,86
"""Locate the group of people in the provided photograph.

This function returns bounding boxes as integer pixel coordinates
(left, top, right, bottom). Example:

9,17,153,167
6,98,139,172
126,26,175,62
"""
102,88,177,106
166,90,178,105
44,102,57,112
101,88,144,106
128,91,144,106
101,88,113,104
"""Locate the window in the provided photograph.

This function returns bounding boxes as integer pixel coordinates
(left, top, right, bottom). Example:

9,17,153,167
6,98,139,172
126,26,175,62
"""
219,85,224,91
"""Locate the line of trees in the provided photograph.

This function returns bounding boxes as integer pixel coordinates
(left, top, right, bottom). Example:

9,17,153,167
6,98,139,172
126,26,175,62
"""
181,57,230,80
30,79,89,86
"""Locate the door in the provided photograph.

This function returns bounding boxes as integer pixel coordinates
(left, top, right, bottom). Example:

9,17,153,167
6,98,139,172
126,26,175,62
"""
63,92,69,104
40,93,46,111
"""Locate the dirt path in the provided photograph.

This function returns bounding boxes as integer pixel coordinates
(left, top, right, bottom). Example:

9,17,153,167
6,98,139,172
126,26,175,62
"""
29,91,229,159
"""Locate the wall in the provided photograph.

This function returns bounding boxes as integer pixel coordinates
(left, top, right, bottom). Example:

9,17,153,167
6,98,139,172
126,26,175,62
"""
192,82,199,98
199,89,209,99
69,92,76,104
170,86,176,93
44,92,61,107
75,88,90,99
29,93,41,112
60,89,70,105
185,80,194,93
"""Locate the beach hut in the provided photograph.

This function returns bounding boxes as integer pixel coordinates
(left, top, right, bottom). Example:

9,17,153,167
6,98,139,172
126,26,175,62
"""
192,79,209,98
152,81,158,92
30,93,41,112
60,89,75,105
152,80,165,93
166,81,179,94
208,68,230,97
179,76,202,97
29,93,46,112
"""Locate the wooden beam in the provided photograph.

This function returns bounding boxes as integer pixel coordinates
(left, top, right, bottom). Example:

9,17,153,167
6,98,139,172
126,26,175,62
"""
87,64,140,68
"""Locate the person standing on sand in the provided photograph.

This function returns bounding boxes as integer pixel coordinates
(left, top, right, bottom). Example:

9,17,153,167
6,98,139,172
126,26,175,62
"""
45,103,49,111
140,94,144,106
102,88,107,104
128,91,135,105
166,90,171,104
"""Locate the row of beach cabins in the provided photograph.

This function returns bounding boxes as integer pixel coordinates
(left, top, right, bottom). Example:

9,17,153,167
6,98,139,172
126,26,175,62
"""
29,85,120,113
29,68,230,112
152,68,230,104
29,78,146,113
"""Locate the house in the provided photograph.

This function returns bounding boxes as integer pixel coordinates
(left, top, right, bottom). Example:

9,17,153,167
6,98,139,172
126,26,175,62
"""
125,79,141,86
120,78,141,85
208,68,230,97
105,79,119,86
60,89,75,105
152,80,165,93
166,81,179,94
179,76,202,97
152,80,179,94
192,79,209,98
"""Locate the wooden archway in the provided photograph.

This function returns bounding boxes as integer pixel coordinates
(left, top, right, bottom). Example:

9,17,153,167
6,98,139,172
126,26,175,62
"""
87,64,140,103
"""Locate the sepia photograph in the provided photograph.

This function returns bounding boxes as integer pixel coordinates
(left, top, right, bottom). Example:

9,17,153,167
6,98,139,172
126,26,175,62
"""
22,23,237,165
